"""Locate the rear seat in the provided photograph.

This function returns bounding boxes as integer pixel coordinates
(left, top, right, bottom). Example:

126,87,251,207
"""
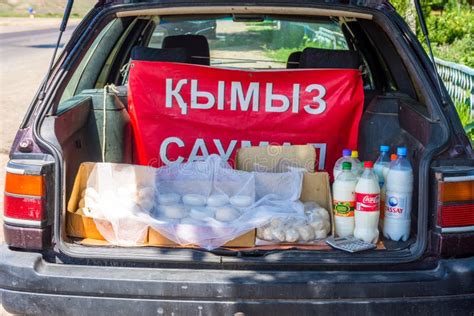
299,47,361,69
286,51,302,69
130,46,188,63
162,34,210,66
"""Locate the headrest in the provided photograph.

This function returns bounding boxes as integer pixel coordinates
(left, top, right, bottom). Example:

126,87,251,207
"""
286,51,302,69
299,47,361,69
162,34,210,66
130,46,188,63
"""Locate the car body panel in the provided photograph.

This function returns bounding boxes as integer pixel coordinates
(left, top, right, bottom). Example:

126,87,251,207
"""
1,245,474,314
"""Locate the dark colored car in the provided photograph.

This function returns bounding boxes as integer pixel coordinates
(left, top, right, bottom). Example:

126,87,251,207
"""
1,0,474,314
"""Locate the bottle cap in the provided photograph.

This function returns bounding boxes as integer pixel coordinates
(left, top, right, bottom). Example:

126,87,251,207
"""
390,154,397,161
397,147,407,156
351,150,359,158
364,161,374,169
342,149,351,157
342,162,352,170
380,145,390,152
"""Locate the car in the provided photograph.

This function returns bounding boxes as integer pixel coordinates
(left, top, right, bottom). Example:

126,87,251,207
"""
1,0,474,314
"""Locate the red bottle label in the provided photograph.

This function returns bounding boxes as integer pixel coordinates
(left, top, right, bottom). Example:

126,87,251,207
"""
355,193,380,212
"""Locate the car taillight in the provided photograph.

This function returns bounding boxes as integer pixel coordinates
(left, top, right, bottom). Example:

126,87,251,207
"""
437,178,474,231
3,160,54,250
4,173,45,223
433,166,474,258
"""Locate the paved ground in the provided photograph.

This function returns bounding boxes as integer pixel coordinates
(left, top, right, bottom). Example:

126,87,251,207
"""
0,17,81,34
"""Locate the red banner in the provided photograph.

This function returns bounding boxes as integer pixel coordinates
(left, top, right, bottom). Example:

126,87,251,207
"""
128,61,364,172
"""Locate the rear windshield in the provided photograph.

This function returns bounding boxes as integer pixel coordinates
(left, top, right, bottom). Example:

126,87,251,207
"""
148,17,349,69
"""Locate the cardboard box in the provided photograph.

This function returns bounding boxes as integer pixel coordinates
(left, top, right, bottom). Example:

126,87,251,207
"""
148,228,255,248
66,162,254,248
236,144,316,172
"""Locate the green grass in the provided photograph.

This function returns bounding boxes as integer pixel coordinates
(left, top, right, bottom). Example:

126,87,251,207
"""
454,101,474,144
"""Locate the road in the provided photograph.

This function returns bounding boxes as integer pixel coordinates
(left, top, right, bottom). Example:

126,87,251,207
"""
0,21,76,247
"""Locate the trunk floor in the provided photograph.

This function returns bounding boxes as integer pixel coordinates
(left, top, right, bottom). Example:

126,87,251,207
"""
68,236,417,252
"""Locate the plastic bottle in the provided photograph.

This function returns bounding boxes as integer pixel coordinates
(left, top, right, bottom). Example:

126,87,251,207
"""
333,149,352,180
354,161,380,243
373,145,390,187
351,150,363,177
382,154,398,181
333,162,357,237
379,153,397,229
383,147,413,242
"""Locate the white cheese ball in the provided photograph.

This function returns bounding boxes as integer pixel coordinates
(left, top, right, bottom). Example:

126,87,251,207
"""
84,187,99,201
158,193,181,205
285,228,300,243
322,220,331,234
207,194,229,207
262,227,274,240
183,194,207,207
84,196,98,209
256,227,265,239
160,204,187,219
270,218,284,229
314,229,328,239
180,217,202,226
139,198,154,212
272,228,286,242
297,225,315,242
215,206,240,222
315,207,330,221
117,186,138,200
138,187,155,200
229,195,253,208
78,207,94,217
309,215,324,231
78,198,86,208
189,208,213,221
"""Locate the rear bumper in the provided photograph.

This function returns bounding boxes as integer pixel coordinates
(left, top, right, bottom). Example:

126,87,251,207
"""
1,245,474,315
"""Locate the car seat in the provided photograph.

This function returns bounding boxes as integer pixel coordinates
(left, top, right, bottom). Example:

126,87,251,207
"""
130,46,188,63
162,34,210,66
299,47,360,69
286,51,302,69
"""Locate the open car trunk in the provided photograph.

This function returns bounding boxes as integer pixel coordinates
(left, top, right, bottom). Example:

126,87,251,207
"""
39,4,447,266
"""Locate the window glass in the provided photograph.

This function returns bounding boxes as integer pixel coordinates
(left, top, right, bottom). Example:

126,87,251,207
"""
148,17,349,69
57,19,117,112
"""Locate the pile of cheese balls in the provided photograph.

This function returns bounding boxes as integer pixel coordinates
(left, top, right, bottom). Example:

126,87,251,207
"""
75,186,155,219
256,203,331,243
156,193,253,224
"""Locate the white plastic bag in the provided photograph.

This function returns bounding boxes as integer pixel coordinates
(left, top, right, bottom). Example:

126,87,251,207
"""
82,155,305,249
256,202,331,244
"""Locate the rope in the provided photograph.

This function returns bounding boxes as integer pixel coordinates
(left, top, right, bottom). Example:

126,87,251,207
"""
102,84,119,162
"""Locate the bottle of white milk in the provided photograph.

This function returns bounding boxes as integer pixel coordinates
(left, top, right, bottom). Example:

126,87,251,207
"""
333,162,357,237
383,147,413,242
351,150,363,177
354,161,380,243
379,153,398,229
333,149,352,180
374,145,390,187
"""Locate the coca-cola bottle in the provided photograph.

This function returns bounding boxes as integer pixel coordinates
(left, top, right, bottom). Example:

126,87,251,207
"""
354,161,380,243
